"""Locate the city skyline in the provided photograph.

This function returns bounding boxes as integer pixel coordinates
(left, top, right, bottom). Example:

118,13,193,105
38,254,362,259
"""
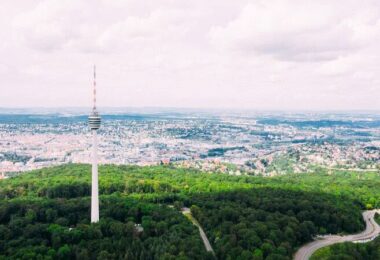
0,0,380,110
1,112,379,175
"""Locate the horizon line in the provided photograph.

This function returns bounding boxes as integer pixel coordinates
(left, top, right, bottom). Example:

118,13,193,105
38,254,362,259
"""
0,106,380,114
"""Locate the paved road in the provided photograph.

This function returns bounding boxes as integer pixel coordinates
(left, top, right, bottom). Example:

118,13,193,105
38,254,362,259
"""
326,167,379,172
294,210,380,260
182,208,215,255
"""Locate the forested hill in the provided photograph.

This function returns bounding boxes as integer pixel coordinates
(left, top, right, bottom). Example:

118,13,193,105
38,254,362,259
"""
0,164,379,259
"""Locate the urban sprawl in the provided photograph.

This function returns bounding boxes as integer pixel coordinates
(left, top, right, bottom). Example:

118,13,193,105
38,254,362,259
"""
1,112,379,177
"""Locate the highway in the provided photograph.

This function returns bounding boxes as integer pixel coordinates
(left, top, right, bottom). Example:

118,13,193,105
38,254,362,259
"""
294,210,380,260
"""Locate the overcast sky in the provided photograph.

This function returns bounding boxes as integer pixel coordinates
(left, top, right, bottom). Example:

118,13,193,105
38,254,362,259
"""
0,0,379,110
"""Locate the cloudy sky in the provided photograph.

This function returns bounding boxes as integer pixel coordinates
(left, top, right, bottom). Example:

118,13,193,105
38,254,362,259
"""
1,0,379,110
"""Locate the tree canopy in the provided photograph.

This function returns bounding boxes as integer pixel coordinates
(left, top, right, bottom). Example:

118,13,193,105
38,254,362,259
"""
0,164,379,259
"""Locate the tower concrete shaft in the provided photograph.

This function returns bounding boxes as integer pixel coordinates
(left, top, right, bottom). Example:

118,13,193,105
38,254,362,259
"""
91,129,99,223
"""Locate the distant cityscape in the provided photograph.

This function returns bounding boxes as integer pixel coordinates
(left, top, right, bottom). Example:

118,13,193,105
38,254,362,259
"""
1,110,379,177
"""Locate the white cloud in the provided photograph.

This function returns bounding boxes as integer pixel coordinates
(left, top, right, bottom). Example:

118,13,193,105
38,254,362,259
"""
210,0,380,62
0,0,379,110
12,0,89,51
96,9,187,52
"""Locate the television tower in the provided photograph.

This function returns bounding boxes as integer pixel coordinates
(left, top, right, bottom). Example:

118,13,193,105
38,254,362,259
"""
88,65,101,223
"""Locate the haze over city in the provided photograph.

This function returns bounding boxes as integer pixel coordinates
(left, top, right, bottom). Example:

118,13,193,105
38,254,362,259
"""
1,0,380,110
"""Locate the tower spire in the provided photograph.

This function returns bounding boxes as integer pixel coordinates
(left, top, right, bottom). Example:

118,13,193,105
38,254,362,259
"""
93,65,97,112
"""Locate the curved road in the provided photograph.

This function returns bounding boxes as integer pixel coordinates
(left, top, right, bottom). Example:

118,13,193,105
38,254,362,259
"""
294,210,380,260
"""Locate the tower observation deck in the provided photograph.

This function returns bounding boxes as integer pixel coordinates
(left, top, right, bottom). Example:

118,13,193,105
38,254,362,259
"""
89,112,101,130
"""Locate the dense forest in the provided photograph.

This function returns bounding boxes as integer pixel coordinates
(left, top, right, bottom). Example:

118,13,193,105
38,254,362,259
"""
0,164,379,259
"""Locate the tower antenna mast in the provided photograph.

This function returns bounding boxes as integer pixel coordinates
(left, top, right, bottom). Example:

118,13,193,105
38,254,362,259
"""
93,65,97,112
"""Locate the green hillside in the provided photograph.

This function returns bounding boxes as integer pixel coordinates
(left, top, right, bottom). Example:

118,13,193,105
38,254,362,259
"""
0,164,379,259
